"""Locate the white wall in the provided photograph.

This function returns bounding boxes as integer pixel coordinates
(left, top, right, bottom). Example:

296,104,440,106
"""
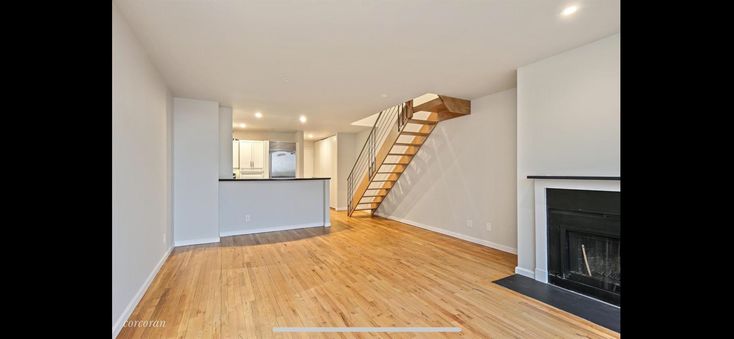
516,34,620,274
314,135,338,208
112,4,173,336
310,132,365,209
173,98,221,246
219,106,233,179
355,128,371,157
233,130,295,142
219,180,330,236
304,140,314,178
376,88,517,253
336,132,357,210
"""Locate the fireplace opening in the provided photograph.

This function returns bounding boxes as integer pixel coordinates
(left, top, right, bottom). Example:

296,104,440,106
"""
547,189,620,306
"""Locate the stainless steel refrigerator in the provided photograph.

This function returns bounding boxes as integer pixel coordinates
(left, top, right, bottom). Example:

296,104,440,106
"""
269,141,296,178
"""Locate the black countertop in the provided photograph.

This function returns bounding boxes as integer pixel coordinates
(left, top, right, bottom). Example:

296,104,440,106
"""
527,176,620,180
219,177,330,182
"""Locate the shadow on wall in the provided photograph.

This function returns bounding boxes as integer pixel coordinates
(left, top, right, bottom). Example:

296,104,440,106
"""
377,126,483,231
376,139,434,214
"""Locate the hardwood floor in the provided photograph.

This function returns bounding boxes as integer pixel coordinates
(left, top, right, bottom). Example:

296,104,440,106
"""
117,210,619,338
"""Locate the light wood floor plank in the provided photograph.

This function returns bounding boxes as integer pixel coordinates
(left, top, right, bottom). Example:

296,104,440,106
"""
117,210,619,338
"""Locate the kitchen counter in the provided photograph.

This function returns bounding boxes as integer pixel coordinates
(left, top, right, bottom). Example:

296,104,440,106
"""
219,178,331,237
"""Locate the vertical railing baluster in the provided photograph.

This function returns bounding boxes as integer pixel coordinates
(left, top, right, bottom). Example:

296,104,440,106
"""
372,129,376,175
369,131,374,177
398,106,403,131
369,133,375,178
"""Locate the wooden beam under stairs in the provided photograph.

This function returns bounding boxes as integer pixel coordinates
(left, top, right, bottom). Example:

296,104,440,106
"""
413,99,445,113
414,95,471,120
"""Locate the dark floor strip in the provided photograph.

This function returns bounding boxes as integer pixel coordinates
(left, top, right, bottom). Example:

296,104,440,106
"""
493,274,619,332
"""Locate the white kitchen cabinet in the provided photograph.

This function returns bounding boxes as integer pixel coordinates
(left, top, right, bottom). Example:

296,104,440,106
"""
232,139,240,169
239,141,252,168
251,141,264,168
238,140,265,169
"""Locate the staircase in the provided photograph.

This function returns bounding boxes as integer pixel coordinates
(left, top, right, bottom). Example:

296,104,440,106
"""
347,93,471,216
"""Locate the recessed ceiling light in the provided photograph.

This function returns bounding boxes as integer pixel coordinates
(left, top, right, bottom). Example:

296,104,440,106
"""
308,134,314,138
239,123,246,128
254,112,263,118
561,5,578,16
381,94,388,98
299,115,307,123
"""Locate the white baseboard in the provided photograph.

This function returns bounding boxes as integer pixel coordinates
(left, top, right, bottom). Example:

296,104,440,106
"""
534,268,548,283
220,222,326,237
336,206,347,211
515,266,535,279
173,237,220,247
112,246,172,338
374,213,517,254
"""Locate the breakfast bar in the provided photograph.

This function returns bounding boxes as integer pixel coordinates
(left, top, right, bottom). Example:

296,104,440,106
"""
218,178,331,237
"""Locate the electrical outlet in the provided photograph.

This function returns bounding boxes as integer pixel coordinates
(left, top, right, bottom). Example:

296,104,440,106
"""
245,214,251,223
467,219,473,228
486,222,493,232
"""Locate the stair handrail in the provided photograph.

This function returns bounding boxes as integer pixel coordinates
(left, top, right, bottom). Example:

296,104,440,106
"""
347,102,405,215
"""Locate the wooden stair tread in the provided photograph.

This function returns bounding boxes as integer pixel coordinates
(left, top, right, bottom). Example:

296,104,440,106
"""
407,118,438,125
400,131,430,136
372,179,397,182
393,142,423,146
382,162,410,165
354,202,379,210
387,152,416,156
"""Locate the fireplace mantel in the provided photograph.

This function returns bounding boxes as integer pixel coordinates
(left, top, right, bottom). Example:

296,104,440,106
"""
527,176,620,180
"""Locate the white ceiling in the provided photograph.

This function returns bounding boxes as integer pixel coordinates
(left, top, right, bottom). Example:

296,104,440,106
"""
115,0,619,139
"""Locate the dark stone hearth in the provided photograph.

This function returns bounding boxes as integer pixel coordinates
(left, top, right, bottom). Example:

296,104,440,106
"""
494,274,620,332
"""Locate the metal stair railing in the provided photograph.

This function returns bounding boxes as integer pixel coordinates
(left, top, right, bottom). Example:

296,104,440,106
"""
347,102,408,215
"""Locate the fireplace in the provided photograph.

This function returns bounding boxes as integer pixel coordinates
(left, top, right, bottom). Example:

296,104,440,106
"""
547,188,620,306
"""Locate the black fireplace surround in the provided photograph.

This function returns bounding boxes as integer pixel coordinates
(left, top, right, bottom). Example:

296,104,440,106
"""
547,189,620,306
